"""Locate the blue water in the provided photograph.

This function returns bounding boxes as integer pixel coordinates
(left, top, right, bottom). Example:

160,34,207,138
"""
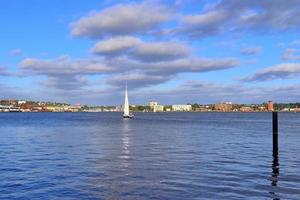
0,112,299,199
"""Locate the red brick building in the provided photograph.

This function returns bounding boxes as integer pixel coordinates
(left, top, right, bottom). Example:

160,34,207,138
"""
268,101,274,111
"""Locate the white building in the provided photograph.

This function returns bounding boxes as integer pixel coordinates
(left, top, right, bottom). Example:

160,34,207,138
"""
149,101,158,108
172,104,192,112
153,105,164,112
18,100,26,105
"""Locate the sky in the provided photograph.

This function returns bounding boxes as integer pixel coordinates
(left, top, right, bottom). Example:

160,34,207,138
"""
1,0,300,105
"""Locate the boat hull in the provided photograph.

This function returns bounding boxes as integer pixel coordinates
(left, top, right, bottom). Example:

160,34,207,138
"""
123,114,134,119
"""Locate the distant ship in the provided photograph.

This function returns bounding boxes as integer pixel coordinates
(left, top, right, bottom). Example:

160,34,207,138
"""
123,82,134,119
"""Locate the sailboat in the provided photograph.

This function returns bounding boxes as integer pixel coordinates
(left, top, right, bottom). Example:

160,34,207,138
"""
123,82,134,119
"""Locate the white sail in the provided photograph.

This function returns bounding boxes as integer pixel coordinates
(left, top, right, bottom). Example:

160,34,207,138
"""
123,82,130,116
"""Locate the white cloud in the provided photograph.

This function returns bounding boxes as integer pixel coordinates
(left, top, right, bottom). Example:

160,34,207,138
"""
281,48,300,61
242,63,300,81
9,49,22,56
0,66,11,76
19,56,115,90
290,39,300,46
18,54,239,91
71,1,172,38
130,41,190,62
0,66,17,77
240,46,263,56
106,71,172,89
92,37,191,62
42,76,89,91
177,0,300,38
0,83,29,100
144,80,300,104
143,57,239,74
92,36,142,55
183,10,227,26
103,56,239,75
20,56,113,76
179,10,229,38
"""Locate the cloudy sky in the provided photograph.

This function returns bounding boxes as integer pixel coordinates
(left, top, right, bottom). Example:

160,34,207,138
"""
1,0,300,105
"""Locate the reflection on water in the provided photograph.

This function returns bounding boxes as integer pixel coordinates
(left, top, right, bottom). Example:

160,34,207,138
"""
271,151,279,187
121,119,131,167
270,152,280,200
270,137,280,200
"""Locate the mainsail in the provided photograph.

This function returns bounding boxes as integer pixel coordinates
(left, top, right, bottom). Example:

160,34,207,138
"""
123,82,130,116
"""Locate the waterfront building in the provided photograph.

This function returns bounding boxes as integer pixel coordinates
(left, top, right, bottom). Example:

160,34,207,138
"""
172,104,192,112
258,106,267,111
18,100,27,105
0,105,11,112
38,102,46,106
268,100,274,111
290,108,300,112
214,103,233,112
195,107,211,112
62,104,82,112
0,100,17,106
115,106,122,112
31,106,46,112
85,108,103,112
153,105,164,112
149,101,158,109
46,105,65,112
0,105,21,112
240,106,253,112
281,108,290,112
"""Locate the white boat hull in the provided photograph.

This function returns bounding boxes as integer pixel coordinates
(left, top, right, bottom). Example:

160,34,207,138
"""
123,114,134,119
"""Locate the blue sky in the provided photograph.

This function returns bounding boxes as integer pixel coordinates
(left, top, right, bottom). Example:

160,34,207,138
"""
1,0,300,105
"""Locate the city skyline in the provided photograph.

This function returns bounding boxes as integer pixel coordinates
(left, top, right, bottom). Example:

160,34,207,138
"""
2,98,300,113
1,0,300,105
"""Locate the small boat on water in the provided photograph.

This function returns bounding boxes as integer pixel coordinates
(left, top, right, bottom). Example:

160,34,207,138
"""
123,82,134,119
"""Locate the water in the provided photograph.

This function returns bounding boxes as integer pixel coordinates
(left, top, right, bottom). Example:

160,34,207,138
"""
0,112,299,199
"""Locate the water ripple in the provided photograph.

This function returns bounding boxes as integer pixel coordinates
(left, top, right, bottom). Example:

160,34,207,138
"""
0,112,299,199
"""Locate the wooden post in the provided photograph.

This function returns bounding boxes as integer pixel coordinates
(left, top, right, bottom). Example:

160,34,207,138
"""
271,112,279,187
272,112,278,156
